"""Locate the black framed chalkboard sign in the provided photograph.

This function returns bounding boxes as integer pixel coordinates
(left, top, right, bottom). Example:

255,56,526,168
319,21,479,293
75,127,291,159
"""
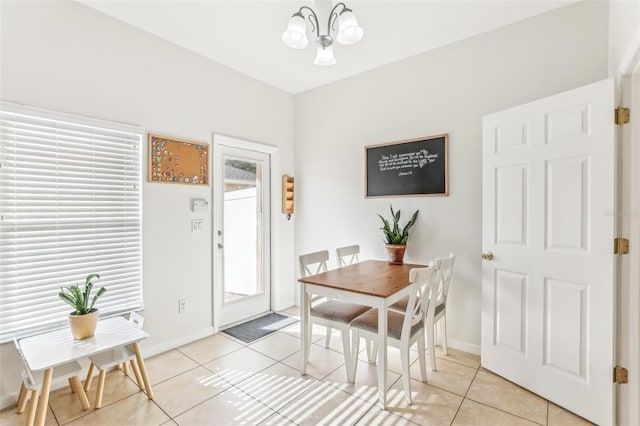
365,134,449,198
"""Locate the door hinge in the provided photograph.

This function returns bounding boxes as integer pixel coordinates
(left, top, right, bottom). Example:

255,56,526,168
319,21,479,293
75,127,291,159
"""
615,107,630,125
614,366,628,384
614,237,630,254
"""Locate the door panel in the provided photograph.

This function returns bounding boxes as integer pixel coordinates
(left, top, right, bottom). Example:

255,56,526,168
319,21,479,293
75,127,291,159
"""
482,79,615,425
494,269,527,354
546,157,589,251
214,141,271,328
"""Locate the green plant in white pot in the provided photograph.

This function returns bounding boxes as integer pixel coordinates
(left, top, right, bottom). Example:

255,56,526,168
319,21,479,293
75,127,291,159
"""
378,205,419,264
59,273,106,339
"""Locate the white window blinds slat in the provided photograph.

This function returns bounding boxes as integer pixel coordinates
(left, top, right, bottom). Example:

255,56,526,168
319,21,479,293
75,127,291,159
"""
0,102,143,342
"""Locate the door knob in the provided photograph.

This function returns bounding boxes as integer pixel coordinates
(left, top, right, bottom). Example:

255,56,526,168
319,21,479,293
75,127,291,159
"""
481,252,494,261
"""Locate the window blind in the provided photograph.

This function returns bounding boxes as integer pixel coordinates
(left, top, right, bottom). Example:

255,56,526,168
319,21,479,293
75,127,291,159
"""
0,103,143,342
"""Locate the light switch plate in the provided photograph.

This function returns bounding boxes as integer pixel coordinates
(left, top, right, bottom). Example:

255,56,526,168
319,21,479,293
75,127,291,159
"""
191,219,204,232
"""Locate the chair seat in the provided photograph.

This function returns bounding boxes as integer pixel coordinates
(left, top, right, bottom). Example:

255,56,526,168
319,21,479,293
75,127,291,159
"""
21,360,83,389
89,346,135,369
390,296,445,317
311,300,370,324
351,308,424,340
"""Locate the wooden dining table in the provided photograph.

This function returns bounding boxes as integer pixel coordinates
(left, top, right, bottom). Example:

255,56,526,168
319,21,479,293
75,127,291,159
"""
298,259,426,409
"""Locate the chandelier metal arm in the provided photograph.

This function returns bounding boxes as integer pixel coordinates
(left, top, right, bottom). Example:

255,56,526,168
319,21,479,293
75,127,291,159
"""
294,3,349,37
295,6,320,36
327,3,349,36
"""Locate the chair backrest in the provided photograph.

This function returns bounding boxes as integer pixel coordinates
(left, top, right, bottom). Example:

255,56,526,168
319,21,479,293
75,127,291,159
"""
433,253,455,306
13,338,36,386
336,244,360,267
299,250,329,278
129,311,145,329
403,264,437,341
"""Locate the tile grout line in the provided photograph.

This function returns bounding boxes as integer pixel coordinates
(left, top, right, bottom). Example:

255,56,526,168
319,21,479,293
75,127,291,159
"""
463,369,549,426
546,399,549,426
449,364,481,425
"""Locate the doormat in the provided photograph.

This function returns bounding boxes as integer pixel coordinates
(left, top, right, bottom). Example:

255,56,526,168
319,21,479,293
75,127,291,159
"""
223,313,297,343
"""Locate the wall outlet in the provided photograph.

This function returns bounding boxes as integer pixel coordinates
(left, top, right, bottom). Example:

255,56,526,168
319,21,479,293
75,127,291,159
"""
178,298,188,313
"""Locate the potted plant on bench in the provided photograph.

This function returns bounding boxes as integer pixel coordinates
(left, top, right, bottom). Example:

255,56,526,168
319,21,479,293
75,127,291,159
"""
59,273,106,339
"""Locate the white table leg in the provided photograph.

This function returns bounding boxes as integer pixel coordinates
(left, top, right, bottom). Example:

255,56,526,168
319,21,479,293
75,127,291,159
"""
300,283,309,375
377,306,387,409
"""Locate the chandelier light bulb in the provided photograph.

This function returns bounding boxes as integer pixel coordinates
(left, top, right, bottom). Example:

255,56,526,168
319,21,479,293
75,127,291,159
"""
281,14,308,49
314,45,337,66
336,10,363,45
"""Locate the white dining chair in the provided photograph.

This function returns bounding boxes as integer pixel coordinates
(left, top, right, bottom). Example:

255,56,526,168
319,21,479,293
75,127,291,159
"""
299,250,369,382
349,264,437,404
336,244,379,359
428,253,455,360
14,338,90,426
336,244,360,267
84,312,145,408
387,253,455,370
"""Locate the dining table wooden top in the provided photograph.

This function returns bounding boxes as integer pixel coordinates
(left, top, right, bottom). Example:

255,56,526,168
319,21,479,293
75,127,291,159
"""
297,259,427,298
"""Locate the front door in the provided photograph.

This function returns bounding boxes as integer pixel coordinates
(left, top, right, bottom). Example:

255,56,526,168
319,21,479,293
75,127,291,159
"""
481,79,615,425
214,137,271,328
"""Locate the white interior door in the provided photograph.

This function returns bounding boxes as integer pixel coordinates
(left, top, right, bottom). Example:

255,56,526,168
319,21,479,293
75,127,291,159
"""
213,138,271,328
481,79,615,425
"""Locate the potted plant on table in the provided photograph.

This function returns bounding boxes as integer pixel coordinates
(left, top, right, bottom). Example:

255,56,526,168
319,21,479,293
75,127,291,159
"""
378,205,420,265
59,273,106,340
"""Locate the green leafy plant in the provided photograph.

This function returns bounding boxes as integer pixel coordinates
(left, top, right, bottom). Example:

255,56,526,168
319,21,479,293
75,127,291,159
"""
378,205,420,245
58,273,106,315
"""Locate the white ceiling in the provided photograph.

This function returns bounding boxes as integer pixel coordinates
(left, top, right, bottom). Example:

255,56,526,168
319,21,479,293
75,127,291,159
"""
80,0,577,94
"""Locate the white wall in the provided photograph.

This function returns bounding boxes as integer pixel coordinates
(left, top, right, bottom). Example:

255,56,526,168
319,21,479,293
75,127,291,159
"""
293,0,609,352
609,0,640,76
0,0,294,403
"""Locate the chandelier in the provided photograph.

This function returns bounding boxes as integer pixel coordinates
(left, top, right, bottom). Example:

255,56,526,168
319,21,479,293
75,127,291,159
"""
281,2,364,66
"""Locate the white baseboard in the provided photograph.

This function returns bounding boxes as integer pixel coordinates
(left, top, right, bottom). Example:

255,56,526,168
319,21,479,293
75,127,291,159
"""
1,393,19,411
141,326,215,358
273,299,296,312
446,338,481,356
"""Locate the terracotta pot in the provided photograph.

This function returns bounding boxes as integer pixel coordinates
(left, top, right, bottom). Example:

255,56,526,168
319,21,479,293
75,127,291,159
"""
385,244,406,265
68,309,98,340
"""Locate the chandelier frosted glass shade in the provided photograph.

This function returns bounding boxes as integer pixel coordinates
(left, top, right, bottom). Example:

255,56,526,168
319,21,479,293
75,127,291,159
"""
314,46,337,66
282,3,363,66
336,10,363,45
281,14,308,49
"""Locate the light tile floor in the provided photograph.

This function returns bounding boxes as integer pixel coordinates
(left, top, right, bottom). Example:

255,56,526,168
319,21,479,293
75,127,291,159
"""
1,307,595,426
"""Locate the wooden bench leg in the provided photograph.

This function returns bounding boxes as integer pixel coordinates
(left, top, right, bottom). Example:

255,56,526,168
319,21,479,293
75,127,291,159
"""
25,388,39,426
68,376,91,410
122,362,130,376
130,359,144,391
94,369,106,409
84,363,95,391
17,383,29,414
34,368,52,426
132,342,153,399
